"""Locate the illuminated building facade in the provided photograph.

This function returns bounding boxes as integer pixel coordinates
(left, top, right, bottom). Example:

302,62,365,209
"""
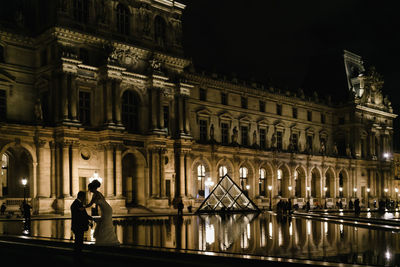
0,0,397,214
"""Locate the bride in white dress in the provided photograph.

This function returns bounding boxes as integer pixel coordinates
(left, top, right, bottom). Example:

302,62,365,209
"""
86,180,120,246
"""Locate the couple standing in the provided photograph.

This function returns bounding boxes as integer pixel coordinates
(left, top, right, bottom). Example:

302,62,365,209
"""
71,179,119,255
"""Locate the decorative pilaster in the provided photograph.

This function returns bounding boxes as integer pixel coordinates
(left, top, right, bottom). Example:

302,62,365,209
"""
61,141,70,197
50,141,56,198
105,143,114,197
71,141,80,197
115,144,123,198
37,139,50,198
61,73,69,121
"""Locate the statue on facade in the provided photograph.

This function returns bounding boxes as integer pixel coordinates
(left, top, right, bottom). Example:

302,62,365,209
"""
34,98,43,123
346,144,351,158
333,142,338,156
320,140,326,155
139,4,151,36
232,126,238,144
210,124,214,141
270,132,276,149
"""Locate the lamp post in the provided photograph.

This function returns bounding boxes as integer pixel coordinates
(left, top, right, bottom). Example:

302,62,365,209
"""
324,187,327,209
339,187,343,198
21,177,27,203
353,187,357,198
306,186,311,211
268,185,272,211
384,188,388,200
367,188,370,208
395,188,399,206
288,186,292,197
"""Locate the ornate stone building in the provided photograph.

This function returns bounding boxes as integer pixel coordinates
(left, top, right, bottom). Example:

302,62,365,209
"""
0,0,397,214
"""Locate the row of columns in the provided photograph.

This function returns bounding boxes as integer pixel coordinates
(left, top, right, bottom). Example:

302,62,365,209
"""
35,140,124,199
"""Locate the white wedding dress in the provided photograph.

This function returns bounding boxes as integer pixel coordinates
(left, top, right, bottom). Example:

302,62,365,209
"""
93,193,120,246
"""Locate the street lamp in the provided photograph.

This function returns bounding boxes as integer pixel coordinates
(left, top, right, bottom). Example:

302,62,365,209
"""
324,187,328,209
288,186,292,197
384,188,388,200
339,187,343,198
268,185,272,210
395,188,399,207
367,188,370,208
353,187,357,198
21,177,28,203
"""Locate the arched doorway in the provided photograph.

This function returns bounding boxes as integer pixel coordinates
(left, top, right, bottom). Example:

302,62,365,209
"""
277,164,290,198
311,168,321,199
1,146,33,199
339,170,349,199
122,152,146,206
325,168,335,198
294,166,306,198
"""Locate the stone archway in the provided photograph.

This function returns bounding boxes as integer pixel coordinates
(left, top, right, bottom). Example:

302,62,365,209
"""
277,164,290,198
122,152,146,206
0,145,34,199
295,166,306,198
325,168,335,198
191,158,211,199
311,168,321,198
339,169,349,198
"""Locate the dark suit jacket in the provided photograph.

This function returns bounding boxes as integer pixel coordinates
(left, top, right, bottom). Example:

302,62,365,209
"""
71,199,91,233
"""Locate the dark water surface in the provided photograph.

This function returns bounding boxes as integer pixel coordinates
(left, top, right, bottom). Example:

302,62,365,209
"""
0,213,399,266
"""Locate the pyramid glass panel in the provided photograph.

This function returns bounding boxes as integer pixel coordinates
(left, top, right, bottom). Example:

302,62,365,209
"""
196,174,260,213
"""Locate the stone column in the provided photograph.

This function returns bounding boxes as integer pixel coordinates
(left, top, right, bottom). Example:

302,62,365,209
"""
71,141,80,197
105,144,114,197
105,80,113,124
160,149,166,197
151,88,158,130
151,148,159,197
115,145,123,197
70,74,78,121
184,97,190,134
37,140,50,197
179,151,186,197
62,142,70,197
114,81,122,125
61,73,69,120
159,90,164,129
178,96,184,133
50,141,56,198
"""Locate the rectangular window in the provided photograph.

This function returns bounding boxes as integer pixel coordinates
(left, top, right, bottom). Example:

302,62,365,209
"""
292,107,297,119
0,90,6,121
259,101,265,112
78,91,91,125
221,123,229,144
241,96,247,109
276,104,282,116
199,120,207,142
259,128,266,149
241,126,248,145
277,131,283,150
321,113,326,124
199,88,207,101
221,92,227,105
163,106,169,134
307,110,312,121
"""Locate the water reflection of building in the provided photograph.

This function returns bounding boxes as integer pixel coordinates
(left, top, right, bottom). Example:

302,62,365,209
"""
1,215,397,265
0,1,397,214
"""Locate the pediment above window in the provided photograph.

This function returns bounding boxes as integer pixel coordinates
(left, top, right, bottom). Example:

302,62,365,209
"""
0,68,16,84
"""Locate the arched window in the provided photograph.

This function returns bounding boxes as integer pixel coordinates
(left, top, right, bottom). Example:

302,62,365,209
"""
197,164,206,197
116,4,130,35
122,90,139,132
259,168,266,196
239,167,248,190
219,166,227,179
277,169,282,196
154,16,166,47
73,0,89,23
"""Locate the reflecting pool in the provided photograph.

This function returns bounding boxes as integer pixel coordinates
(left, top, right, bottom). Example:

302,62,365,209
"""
0,213,399,266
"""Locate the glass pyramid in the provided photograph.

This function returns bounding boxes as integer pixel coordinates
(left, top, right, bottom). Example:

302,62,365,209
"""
196,174,260,213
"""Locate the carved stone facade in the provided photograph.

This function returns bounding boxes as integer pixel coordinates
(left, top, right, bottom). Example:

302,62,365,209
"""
0,0,397,214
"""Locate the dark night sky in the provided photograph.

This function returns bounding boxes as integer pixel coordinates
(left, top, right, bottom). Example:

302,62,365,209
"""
179,0,400,149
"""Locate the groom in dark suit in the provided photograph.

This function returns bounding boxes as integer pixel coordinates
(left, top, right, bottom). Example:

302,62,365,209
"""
71,191,93,257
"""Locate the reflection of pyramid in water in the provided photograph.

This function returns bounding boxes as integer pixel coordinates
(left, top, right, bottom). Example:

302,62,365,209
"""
196,174,260,213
